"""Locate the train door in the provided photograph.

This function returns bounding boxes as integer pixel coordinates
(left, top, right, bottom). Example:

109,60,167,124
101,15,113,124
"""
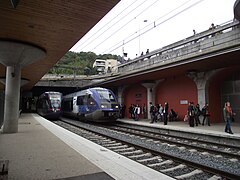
72,96,78,114
42,98,49,114
87,94,97,112
77,95,89,115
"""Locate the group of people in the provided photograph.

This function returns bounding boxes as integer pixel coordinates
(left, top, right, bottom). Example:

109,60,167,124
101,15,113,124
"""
187,101,235,134
149,102,177,125
127,100,235,134
128,102,178,124
128,104,147,121
187,102,210,127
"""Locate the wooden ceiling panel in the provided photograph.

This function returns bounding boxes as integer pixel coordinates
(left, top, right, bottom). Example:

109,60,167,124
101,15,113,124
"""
0,0,120,90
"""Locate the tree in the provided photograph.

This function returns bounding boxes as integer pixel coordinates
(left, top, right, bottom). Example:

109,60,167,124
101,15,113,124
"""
48,51,120,75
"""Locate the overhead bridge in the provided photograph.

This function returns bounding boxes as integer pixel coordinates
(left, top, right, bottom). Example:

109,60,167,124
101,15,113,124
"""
37,20,240,88
118,21,240,73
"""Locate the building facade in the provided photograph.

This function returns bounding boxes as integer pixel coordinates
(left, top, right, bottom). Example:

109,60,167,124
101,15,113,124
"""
93,59,119,74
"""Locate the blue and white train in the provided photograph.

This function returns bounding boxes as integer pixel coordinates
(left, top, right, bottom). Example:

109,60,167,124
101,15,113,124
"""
61,87,120,122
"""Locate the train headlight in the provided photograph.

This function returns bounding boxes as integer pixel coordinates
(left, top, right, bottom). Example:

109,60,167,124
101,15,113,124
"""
101,104,106,108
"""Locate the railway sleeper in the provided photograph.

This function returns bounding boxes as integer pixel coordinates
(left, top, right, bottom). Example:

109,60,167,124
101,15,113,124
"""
153,160,173,166
147,160,167,167
88,137,106,141
114,147,135,152
208,175,223,180
121,150,143,156
107,145,128,150
128,152,152,159
160,164,186,173
104,143,122,147
174,169,203,179
100,141,116,145
229,158,238,162
100,139,113,143
178,146,186,150
137,156,162,163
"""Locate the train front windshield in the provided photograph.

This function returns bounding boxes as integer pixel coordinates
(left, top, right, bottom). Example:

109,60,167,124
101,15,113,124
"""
97,89,116,102
50,99,61,108
49,94,61,109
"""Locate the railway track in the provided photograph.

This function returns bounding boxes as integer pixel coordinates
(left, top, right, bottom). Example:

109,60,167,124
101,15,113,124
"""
54,118,240,180
107,123,240,159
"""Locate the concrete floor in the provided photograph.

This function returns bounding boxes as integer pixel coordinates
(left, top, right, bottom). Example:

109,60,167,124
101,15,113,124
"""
0,114,174,180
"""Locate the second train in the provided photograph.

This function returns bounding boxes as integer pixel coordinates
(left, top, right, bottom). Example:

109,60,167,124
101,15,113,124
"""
61,87,120,122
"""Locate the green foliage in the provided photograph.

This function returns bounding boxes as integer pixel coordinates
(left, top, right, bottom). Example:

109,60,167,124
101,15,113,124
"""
48,51,120,75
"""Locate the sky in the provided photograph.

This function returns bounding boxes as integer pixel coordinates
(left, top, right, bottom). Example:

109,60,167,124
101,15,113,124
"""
70,0,236,59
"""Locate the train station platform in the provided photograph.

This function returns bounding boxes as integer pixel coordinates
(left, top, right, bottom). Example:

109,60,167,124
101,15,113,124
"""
0,113,173,180
117,118,240,138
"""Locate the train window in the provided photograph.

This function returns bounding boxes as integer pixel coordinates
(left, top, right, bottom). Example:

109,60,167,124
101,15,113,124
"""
87,96,95,106
51,99,61,108
97,89,115,102
77,96,84,105
83,95,88,104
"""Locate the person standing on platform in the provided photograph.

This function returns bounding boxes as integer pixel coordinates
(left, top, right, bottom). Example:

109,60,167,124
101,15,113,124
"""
128,104,133,119
188,102,195,127
223,102,234,134
150,102,155,123
202,103,210,126
158,104,163,122
134,104,141,121
163,102,169,125
143,104,147,119
194,103,201,126
169,109,178,121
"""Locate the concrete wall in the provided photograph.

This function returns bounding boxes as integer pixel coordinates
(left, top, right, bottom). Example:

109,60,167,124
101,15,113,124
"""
122,76,198,120
207,67,240,123
220,68,240,123
208,74,222,123
156,75,198,120
121,68,240,123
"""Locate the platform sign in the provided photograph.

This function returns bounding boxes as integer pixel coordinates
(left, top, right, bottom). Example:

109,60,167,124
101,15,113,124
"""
180,100,188,105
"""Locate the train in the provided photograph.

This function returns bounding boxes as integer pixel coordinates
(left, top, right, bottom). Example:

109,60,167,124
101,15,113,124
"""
36,91,62,120
61,87,120,122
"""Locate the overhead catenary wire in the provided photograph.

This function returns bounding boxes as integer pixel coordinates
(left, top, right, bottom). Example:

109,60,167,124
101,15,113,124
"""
102,0,194,54
72,0,145,52
105,0,205,54
90,0,160,52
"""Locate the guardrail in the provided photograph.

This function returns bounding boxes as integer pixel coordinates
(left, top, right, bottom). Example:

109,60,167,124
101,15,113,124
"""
118,20,240,73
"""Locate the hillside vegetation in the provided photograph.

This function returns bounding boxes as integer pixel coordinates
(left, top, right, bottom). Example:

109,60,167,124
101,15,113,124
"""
48,51,120,75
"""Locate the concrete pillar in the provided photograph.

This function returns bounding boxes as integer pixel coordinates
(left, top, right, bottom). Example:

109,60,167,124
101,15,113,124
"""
0,90,4,127
142,82,155,119
187,71,217,108
117,86,127,105
234,0,240,21
0,40,46,133
2,66,21,133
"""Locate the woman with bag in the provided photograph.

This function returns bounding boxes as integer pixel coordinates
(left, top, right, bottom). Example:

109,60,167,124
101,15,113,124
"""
223,102,234,134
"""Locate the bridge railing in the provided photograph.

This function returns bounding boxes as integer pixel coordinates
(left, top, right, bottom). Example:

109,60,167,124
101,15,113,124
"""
118,20,240,73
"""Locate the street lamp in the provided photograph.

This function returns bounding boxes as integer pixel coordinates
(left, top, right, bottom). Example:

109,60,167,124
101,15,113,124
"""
139,19,148,55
